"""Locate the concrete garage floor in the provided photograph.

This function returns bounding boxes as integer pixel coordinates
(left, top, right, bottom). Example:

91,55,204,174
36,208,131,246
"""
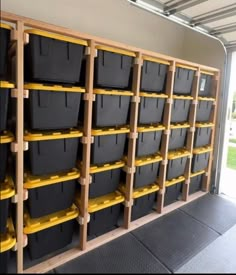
51,194,236,274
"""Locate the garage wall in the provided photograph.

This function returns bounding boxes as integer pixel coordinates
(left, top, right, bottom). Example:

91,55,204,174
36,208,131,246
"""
182,29,225,70
2,0,186,57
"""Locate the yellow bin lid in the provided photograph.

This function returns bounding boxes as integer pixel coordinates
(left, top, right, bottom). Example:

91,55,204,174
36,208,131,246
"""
168,149,191,160
137,124,165,133
24,169,80,189
170,123,190,129
90,161,125,174
119,183,159,199
92,127,130,136
0,218,16,253
24,83,85,93
0,176,15,200
23,205,79,234
25,29,88,46
75,191,124,213
0,23,12,30
139,92,168,98
94,89,133,96
195,122,214,128
190,170,205,178
193,146,212,155
95,45,135,57
24,129,83,141
0,81,15,89
165,176,185,187
0,131,14,144
135,154,162,167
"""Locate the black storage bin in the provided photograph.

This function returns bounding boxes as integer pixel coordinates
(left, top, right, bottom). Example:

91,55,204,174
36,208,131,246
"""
164,181,183,206
93,90,132,127
131,184,159,221
94,46,134,89
0,218,16,274
24,170,79,218
89,162,124,198
0,82,14,132
169,124,189,150
171,97,191,123
136,125,164,157
173,67,195,95
24,205,78,260
166,151,190,180
196,100,213,122
140,59,168,92
24,29,86,84
0,132,14,182
25,129,82,176
91,127,129,165
0,23,11,80
0,177,15,234
134,155,162,188
189,172,204,195
192,147,211,173
25,84,84,130
199,73,213,97
138,94,166,124
194,124,212,147
85,192,124,237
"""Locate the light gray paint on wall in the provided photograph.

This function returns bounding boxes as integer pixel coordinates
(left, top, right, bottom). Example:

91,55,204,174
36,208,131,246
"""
2,0,186,57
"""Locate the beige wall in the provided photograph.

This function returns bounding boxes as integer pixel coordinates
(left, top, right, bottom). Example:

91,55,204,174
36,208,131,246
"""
2,0,186,57
182,29,225,70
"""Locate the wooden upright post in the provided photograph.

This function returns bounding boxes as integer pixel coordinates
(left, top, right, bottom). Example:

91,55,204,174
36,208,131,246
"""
182,68,200,201
124,52,142,229
79,40,95,250
157,61,175,213
15,21,25,274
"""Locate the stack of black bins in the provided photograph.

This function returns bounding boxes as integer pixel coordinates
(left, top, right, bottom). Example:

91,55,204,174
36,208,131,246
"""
0,22,16,273
85,45,134,237
165,65,195,205
23,29,87,259
0,175,15,274
129,56,168,220
192,72,214,177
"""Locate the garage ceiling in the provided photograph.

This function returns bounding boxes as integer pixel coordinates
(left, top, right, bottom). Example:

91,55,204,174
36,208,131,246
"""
128,0,236,48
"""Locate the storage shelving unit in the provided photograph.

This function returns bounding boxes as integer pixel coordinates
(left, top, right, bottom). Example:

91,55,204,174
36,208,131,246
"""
0,11,220,274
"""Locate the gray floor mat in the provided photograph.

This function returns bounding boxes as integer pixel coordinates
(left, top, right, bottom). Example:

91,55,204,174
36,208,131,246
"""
55,233,170,274
176,224,236,273
180,194,236,234
132,210,219,272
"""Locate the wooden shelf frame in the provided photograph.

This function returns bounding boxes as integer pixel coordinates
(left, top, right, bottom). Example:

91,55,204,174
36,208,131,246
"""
0,11,220,274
